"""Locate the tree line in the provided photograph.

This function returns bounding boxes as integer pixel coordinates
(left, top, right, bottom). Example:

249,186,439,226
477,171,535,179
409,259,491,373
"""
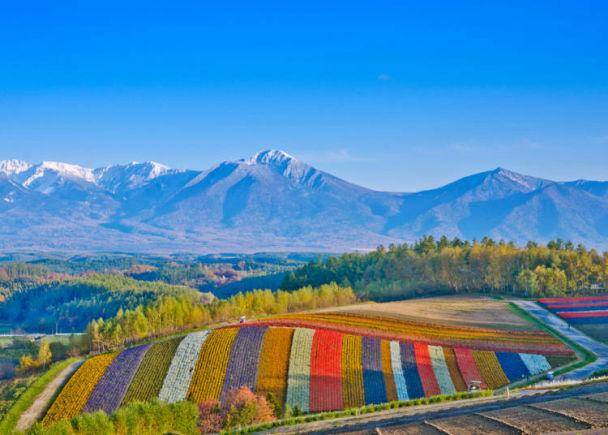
86,283,356,351
281,237,608,300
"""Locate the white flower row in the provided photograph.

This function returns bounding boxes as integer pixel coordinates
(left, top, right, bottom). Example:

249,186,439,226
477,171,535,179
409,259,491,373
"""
428,345,456,395
159,330,209,403
285,328,315,412
519,353,551,375
389,341,409,401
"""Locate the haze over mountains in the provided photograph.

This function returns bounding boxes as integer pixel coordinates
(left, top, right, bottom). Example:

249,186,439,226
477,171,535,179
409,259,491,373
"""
0,150,607,252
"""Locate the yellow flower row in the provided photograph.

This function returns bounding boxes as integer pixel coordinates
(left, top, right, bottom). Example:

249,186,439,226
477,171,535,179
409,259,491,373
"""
188,327,239,403
256,327,294,406
43,353,116,425
341,334,364,408
471,350,509,389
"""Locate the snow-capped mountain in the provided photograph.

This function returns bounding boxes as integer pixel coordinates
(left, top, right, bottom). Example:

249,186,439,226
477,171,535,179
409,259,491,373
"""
94,161,178,194
14,161,97,194
0,151,606,252
0,159,33,177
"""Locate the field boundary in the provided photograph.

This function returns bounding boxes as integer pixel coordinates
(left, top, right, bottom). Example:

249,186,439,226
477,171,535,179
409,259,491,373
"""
237,390,495,433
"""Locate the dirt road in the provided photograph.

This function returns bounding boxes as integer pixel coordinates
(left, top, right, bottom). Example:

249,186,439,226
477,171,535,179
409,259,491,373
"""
15,360,82,431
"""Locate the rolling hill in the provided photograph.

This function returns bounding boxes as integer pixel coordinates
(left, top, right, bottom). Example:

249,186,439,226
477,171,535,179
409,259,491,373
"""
0,150,607,252
40,306,572,424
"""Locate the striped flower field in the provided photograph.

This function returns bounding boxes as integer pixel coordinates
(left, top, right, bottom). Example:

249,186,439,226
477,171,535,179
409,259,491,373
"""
41,316,572,423
540,295,608,325
539,295,608,343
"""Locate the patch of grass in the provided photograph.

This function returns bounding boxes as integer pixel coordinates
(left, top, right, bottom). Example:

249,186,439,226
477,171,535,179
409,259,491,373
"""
231,390,493,434
592,368,608,377
0,377,34,420
0,358,78,434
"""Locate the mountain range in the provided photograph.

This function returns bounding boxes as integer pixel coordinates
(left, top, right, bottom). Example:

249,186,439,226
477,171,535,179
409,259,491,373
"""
0,150,607,252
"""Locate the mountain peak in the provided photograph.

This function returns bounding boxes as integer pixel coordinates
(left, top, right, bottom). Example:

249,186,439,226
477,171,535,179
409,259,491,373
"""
486,166,549,191
248,149,296,166
35,161,95,182
243,149,323,186
0,159,32,176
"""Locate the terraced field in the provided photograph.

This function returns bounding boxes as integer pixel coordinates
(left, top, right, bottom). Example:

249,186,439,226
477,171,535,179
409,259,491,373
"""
35,307,573,425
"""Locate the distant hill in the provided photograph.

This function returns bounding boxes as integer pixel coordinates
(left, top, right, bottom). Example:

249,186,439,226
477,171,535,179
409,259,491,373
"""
0,150,607,252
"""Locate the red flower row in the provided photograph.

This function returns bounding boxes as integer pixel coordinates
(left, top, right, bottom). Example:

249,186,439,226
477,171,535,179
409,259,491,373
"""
558,310,608,319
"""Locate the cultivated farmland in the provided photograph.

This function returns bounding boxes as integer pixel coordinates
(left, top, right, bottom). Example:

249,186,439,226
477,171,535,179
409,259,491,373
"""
37,305,573,424
323,296,536,331
539,295,608,343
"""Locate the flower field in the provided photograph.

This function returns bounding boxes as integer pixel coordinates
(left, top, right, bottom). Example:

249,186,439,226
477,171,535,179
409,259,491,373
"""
41,312,570,423
42,353,117,425
246,312,571,355
539,295,608,343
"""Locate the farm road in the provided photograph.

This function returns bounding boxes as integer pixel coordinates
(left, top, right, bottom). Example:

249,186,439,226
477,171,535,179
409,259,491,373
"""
513,300,608,381
15,360,83,431
268,381,608,434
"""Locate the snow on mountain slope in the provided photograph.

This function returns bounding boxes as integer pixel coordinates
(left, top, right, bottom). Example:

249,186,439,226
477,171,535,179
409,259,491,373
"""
14,161,96,194
0,160,32,177
0,150,606,252
94,161,177,193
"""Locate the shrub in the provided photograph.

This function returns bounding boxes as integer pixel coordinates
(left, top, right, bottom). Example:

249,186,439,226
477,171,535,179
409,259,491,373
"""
197,387,276,433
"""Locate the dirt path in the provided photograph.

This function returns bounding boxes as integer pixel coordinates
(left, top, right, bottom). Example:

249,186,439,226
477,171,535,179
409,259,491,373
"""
15,360,82,431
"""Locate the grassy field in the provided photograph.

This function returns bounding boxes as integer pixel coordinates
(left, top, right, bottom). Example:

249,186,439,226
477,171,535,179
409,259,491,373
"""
321,296,538,331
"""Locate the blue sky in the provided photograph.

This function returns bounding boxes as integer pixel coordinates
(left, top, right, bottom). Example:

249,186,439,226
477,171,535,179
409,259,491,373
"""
1,1,607,191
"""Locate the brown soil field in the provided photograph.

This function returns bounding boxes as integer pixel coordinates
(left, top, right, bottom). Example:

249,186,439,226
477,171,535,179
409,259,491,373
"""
532,397,608,427
322,296,537,331
378,422,444,434
428,413,519,434
481,405,589,433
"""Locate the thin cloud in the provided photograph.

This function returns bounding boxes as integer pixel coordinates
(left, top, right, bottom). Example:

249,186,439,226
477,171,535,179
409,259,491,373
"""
377,74,391,81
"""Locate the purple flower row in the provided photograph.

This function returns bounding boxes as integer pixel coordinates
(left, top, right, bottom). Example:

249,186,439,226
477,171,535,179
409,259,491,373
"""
84,344,151,414
220,326,267,402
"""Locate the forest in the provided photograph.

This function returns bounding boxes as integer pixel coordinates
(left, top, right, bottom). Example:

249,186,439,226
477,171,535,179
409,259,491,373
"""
0,253,302,333
282,237,608,300
87,283,356,351
0,274,208,333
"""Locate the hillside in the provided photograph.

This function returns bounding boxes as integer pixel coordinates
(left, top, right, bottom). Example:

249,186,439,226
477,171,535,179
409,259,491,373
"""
37,301,572,427
0,275,206,333
1,151,607,252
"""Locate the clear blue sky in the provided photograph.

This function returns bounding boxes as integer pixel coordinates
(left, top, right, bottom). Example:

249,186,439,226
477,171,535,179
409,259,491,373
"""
1,1,607,191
